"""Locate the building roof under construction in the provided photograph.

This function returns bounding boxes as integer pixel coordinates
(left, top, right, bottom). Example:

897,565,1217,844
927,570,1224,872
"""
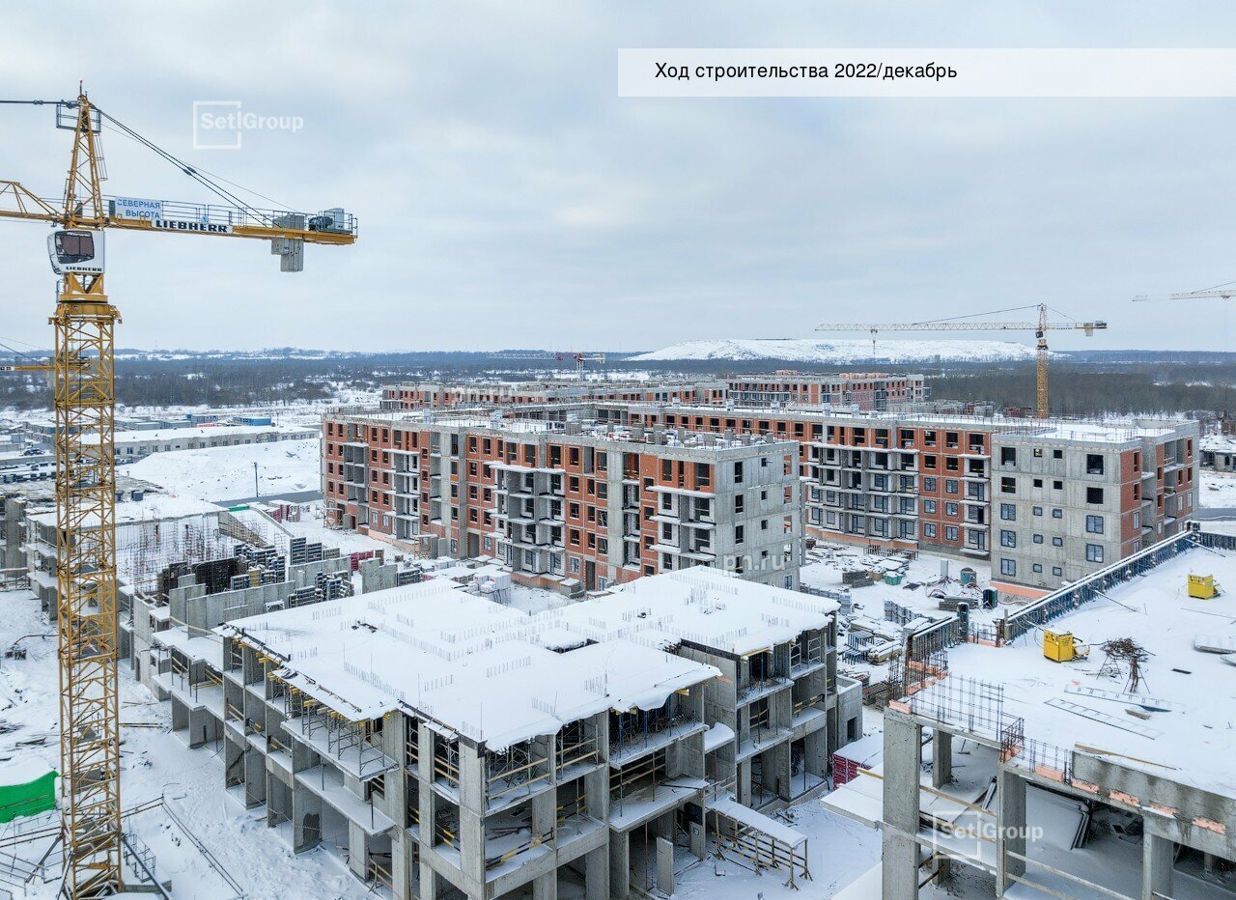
216,567,838,748
922,540,1236,798
547,565,839,656
217,577,720,749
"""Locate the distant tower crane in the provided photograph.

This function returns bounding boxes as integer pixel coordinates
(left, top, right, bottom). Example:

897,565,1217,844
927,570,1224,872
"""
816,303,1107,419
1133,284,1236,303
0,88,357,898
492,351,607,374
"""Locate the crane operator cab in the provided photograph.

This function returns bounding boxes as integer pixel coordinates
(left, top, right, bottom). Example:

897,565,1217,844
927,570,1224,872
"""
48,229,105,276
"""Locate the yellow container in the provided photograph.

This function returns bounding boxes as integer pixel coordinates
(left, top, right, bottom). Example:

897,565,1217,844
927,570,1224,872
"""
1043,630,1081,663
1188,574,1218,600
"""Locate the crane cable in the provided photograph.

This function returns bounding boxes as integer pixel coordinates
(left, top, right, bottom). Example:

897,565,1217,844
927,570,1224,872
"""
1,97,293,223
92,106,275,226
99,123,294,214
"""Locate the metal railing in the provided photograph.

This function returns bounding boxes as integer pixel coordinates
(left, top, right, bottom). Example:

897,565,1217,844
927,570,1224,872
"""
1000,529,1204,643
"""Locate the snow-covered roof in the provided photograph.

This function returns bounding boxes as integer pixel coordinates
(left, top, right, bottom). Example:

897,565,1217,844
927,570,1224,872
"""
113,422,315,443
929,541,1236,797
609,400,1194,440
27,494,220,529
1001,422,1179,444
217,578,718,749
1200,433,1236,453
553,567,838,656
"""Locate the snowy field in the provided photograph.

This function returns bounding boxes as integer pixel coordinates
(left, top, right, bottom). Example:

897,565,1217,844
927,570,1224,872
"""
1201,469,1236,508
128,438,320,503
0,589,375,900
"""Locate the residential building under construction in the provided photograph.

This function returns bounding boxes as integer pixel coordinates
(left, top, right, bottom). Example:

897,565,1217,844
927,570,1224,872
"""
326,388,1198,602
323,414,804,590
379,371,926,414
824,525,1236,899
142,564,853,898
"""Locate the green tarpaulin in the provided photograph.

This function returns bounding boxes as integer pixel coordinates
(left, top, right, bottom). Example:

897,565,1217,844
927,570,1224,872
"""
0,767,57,823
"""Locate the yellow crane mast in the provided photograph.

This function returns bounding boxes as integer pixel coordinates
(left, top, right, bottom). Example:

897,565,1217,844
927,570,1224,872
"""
816,302,1108,418
0,88,357,898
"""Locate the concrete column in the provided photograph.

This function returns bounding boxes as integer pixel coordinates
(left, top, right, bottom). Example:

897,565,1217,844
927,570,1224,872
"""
390,828,413,900
609,829,630,899
767,741,792,801
292,785,322,852
584,845,609,900
881,710,921,900
243,749,266,808
1141,830,1174,900
656,836,674,895
532,789,556,839
996,769,1027,894
804,727,828,788
419,860,439,900
533,870,558,900
689,819,705,860
458,807,486,896
932,729,953,788
348,820,368,880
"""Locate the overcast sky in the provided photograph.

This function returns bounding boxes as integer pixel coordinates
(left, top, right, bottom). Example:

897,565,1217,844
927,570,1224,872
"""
2,2,1236,352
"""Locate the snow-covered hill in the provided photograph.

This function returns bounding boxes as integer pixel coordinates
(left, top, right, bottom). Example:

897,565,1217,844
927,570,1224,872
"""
630,338,1040,364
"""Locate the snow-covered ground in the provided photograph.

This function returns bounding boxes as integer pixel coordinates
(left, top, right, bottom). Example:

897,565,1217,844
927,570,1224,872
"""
1201,469,1236,507
0,589,375,900
802,543,998,624
127,438,320,503
631,337,1039,363
279,502,397,557
675,801,881,900
508,583,572,614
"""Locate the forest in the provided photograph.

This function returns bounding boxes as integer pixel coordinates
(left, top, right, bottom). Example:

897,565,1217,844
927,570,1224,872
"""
0,349,1231,417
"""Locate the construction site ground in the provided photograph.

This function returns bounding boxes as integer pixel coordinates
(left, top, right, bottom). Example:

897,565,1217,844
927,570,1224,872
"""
802,542,999,626
0,588,378,900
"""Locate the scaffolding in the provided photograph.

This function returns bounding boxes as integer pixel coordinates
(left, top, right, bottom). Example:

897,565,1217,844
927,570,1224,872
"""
708,796,811,889
610,749,668,817
432,734,460,789
121,518,232,596
555,720,598,775
609,696,688,758
299,708,391,780
789,631,824,671
486,742,551,804
1001,530,1201,643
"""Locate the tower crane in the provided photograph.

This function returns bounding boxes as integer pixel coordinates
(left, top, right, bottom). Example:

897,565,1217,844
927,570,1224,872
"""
0,88,357,898
492,351,607,374
1133,284,1236,303
815,303,1107,419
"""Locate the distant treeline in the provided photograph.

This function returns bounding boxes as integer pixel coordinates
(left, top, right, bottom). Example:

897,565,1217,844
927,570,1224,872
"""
929,362,1236,418
0,353,1232,417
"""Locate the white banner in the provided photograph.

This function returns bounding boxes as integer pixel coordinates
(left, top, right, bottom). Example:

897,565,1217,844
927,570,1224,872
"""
618,48,1236,98
112,197,163,221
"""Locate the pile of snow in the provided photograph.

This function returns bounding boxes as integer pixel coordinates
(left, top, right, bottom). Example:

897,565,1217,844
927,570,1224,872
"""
127,438,319,503
631,338,1039,363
